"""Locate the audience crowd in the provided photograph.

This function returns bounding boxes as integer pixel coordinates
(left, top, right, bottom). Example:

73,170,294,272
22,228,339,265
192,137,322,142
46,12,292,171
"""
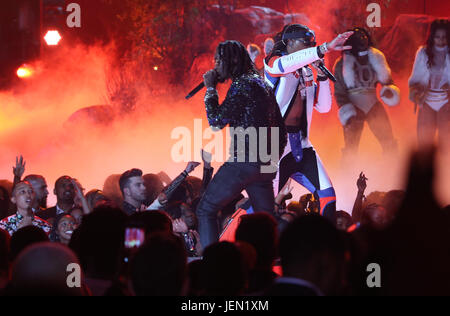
0,148,449,296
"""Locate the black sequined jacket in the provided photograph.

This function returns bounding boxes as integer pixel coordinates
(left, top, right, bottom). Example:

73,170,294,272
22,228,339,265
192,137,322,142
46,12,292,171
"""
204,72,287,164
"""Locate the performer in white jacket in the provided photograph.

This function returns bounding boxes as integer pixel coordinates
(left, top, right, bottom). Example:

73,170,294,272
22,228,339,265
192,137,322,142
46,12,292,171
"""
409,19,450,149
264,24,352,220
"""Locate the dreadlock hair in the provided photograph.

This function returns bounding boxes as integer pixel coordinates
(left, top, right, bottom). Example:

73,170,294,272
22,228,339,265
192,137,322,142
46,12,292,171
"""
216,40,257,80
425,19,450,68
265,24,314,64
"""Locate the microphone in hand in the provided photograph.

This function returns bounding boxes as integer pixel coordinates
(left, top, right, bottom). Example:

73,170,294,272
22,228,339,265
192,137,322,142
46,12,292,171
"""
186,70,219,100
185,82,205,100
313,61,337,82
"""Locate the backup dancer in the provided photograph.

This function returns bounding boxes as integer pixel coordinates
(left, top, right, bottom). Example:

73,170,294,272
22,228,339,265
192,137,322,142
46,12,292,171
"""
409,19,450,149
334,27,400,160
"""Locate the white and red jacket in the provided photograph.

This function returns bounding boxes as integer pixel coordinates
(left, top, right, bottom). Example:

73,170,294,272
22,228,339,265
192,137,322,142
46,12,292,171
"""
264,47,332,155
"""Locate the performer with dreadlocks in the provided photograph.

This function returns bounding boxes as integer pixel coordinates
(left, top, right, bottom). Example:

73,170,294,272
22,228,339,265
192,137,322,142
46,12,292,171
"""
264,24,353,220
196,40,287,247
334,27,400,161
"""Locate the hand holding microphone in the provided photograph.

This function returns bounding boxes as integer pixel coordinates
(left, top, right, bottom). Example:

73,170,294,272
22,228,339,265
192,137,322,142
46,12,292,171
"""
186,69,218,100
311,59,336,82
203,69,218,89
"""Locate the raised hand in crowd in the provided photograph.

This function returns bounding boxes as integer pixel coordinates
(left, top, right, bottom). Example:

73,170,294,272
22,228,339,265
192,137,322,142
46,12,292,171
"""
147,162,200,211
13,155,26,185
71,178,91,215
352,172,368,223
275,179,294,215
357,172,368,194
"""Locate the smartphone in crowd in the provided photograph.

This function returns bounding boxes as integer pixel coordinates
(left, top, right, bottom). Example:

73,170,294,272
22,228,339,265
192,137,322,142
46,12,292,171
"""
124,227,145,249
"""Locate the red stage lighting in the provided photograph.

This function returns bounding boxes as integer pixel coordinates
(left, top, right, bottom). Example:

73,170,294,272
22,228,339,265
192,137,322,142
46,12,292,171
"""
44,30,62,46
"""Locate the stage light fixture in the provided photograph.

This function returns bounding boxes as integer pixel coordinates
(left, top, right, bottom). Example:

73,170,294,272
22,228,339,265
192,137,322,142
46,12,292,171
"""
16,65,33,79
44,30,62,46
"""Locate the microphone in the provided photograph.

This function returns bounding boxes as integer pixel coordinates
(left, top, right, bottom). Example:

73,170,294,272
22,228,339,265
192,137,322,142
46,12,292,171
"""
185,82,205,100
317,62,337,82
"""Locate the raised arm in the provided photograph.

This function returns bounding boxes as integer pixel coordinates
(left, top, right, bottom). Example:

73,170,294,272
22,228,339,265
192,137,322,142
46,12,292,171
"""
71,179,91,215
265,31,354,76
147,161,201,210
352,172,368,223
13,155,26,186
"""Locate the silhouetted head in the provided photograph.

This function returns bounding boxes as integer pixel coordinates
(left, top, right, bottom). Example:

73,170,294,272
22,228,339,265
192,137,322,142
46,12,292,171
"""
0,229,10,273
85,189,110,211
127,210,173,236
10,242,83,296
0,185,11,220
202,241,246,296
69,205,127,280
382,190,406,220
9,225,49,262
131,232,187,296
361,204,389,230
336,211,353,231
279,215,347,295
235,213,278,269
103,174,123,206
